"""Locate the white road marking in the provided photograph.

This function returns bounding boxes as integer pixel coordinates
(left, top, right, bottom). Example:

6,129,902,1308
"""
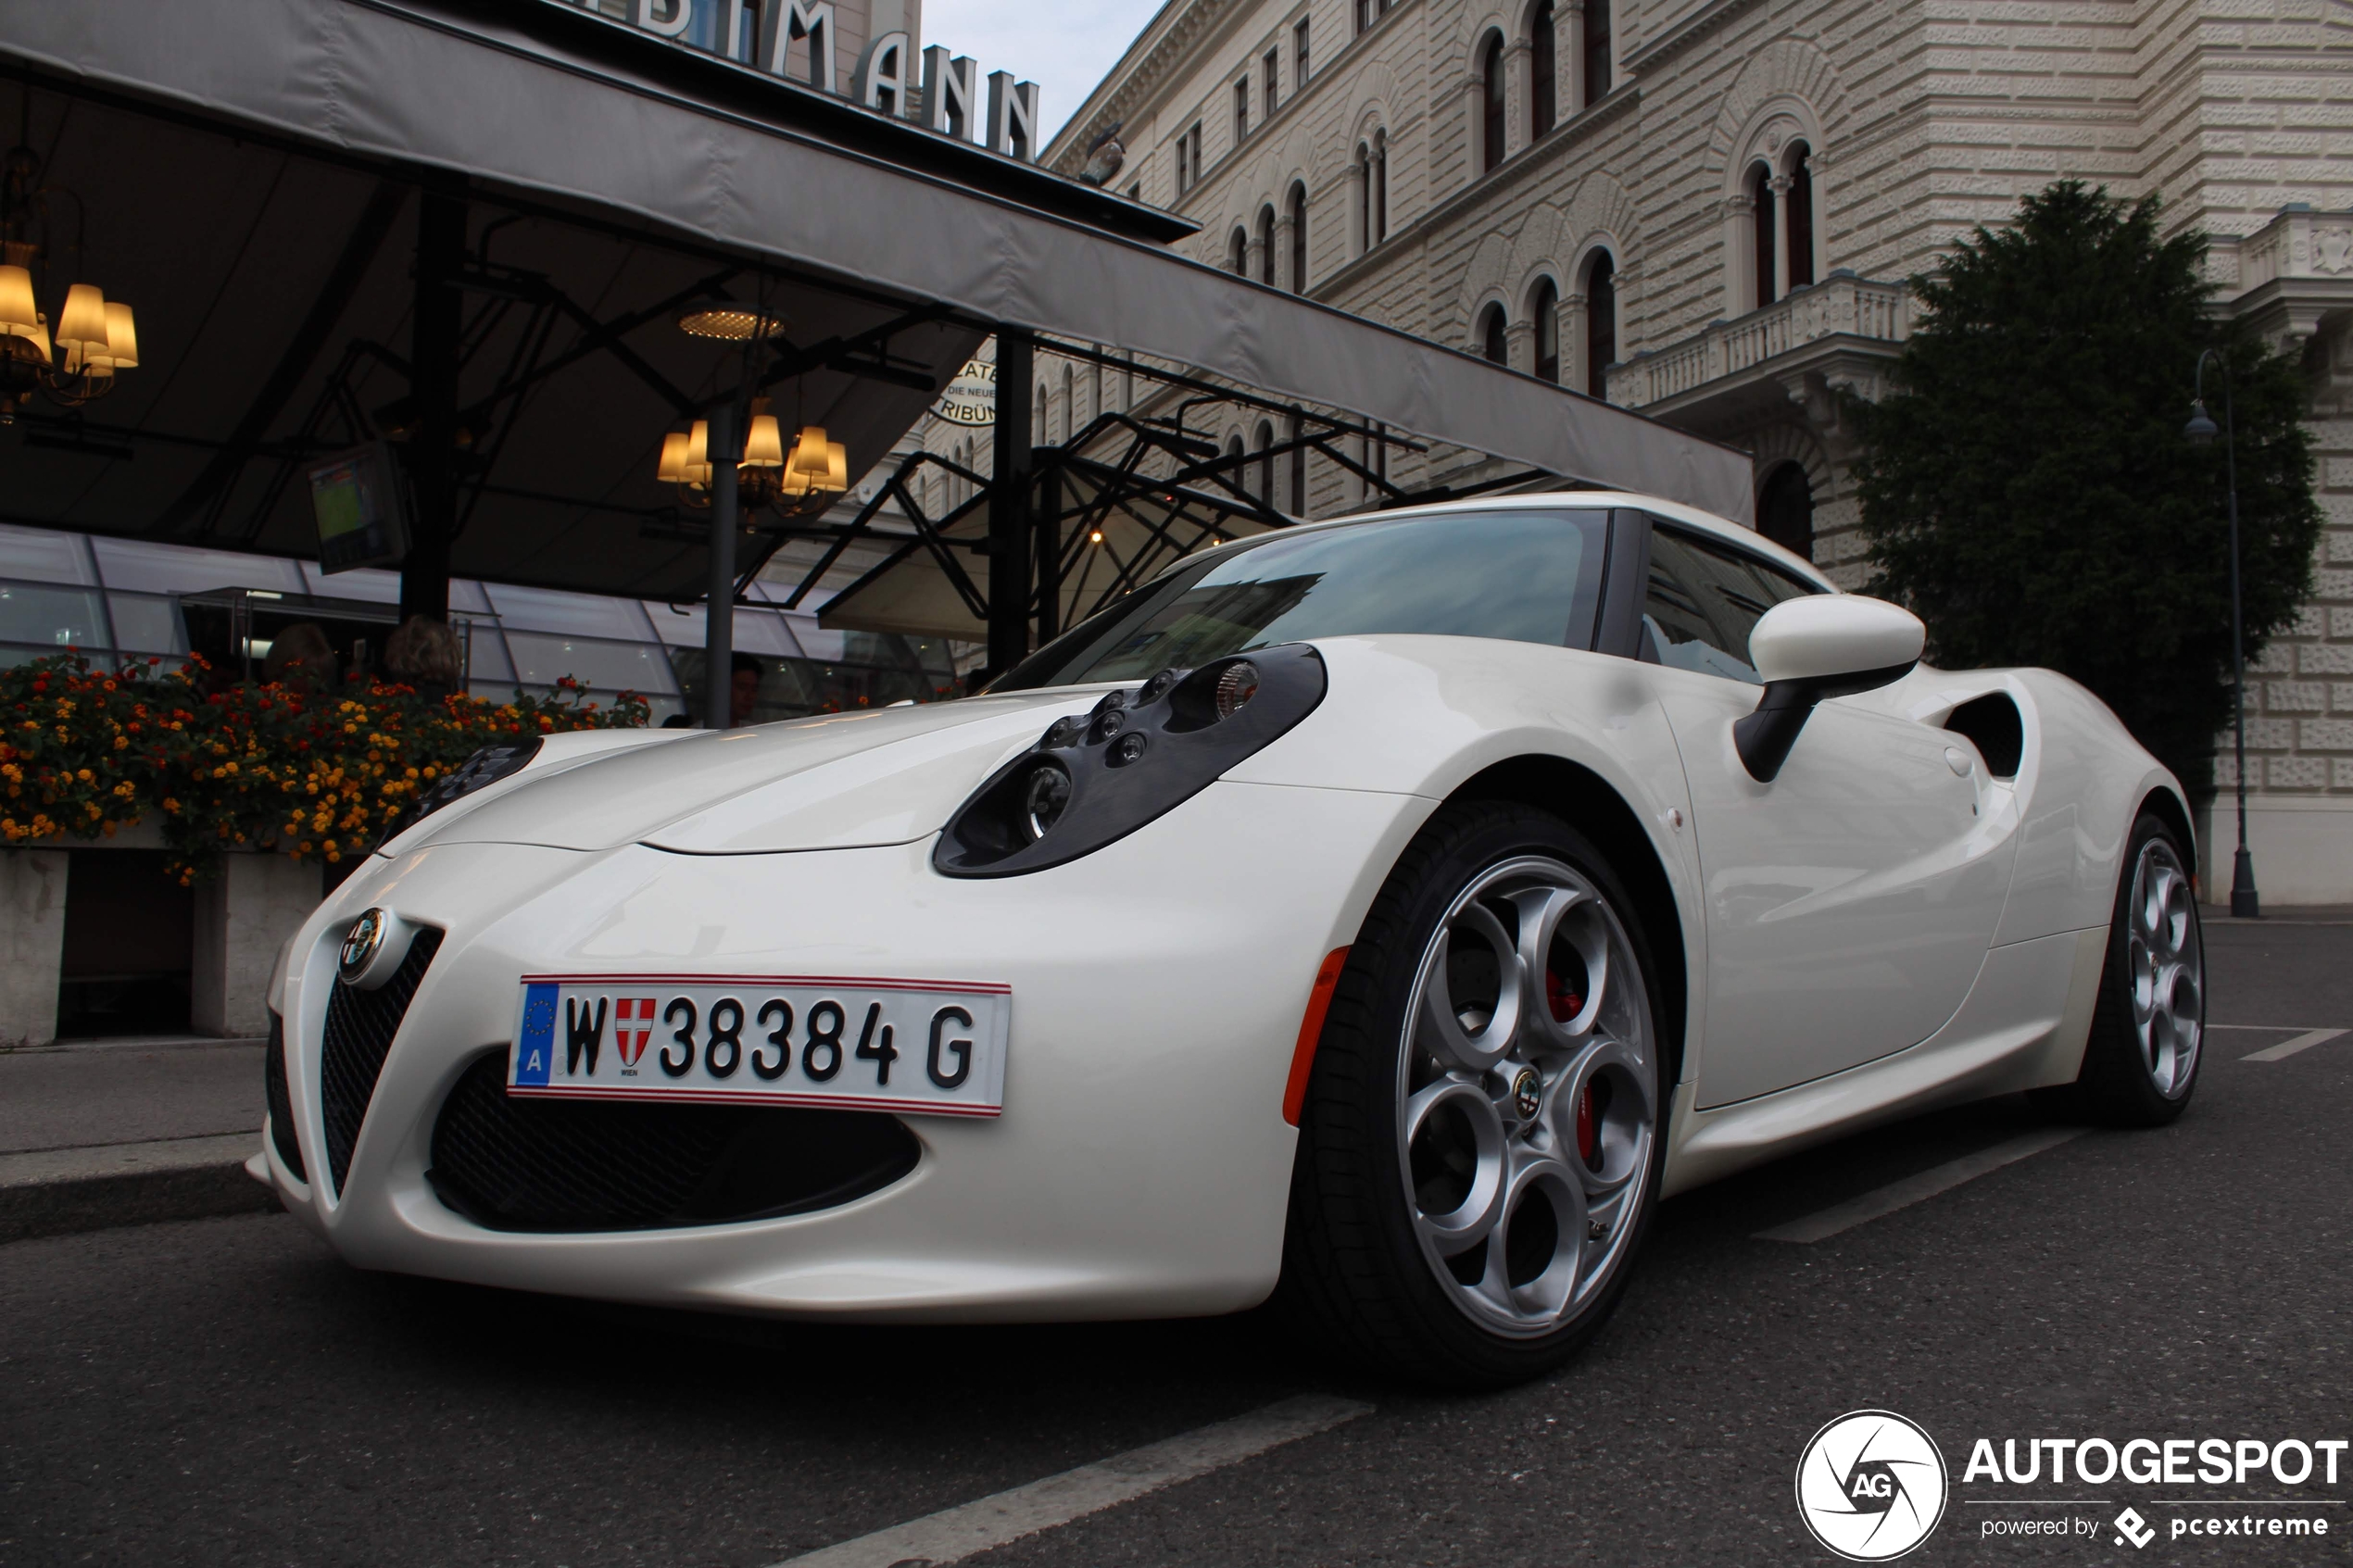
1753,1128,2086,1244
2242,1027,2347,1062
766,1394,1372,1568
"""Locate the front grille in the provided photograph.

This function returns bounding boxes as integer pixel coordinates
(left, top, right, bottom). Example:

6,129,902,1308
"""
318,927,445,1196
427,1052,921,1233
264,1013,304,1180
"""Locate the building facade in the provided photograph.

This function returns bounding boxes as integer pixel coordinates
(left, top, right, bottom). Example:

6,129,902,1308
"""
1026,0,2353,900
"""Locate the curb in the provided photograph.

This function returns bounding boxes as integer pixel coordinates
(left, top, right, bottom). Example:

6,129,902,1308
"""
0,1133,281,1244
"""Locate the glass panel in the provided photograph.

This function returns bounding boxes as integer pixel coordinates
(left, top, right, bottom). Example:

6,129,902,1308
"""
89,537,308,596
486,583,655,639
107,593,185,654
641,600,707,646
0,643,109,670
0,524,96,584
1002,510,1607,689
639,602,813,659
300,562,401,602
460,623,515,684
1641,527,1814,684
0,583,107,650
731,611,801,659
502,632,678,694
792,621,846,661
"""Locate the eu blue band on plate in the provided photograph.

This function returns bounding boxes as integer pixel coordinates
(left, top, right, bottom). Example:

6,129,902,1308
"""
514,983,558,1085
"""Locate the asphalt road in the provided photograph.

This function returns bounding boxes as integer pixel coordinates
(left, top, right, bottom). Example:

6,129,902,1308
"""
5,921,2348,1567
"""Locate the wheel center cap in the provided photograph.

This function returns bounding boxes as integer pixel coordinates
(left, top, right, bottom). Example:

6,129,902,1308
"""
1511,1067,1542,1120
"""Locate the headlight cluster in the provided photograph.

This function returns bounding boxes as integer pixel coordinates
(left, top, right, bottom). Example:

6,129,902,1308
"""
376,736,545,847
934,643,1327,878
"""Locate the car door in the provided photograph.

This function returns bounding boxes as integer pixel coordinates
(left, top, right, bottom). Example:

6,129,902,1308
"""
1637,523,2017,1108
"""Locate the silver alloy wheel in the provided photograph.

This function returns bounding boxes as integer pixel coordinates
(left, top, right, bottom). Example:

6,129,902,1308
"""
2128,837,2203,1098
1396,855,1657,1338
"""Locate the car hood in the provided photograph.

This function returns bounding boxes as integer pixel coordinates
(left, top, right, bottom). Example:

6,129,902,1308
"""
410,690,1108,854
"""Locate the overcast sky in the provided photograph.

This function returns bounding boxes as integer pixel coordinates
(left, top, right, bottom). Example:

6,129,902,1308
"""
921,0,1168,146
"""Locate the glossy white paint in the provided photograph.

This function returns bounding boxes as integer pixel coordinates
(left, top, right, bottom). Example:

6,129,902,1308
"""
1748,595,1926,684
278,786,1430,1319
1664,665,2020,1108
1664,924,2109,1197
267,491,2189,1323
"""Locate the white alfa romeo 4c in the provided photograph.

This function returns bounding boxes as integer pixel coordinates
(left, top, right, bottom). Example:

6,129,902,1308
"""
258,494,2203,1386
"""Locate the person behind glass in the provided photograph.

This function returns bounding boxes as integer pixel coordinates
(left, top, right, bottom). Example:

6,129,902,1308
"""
730,652,765,728
384,614,463,703
262,621,336,703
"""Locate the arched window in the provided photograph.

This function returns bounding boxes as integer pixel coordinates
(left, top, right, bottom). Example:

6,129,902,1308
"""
1785,142,1816,291
1531,279,1560,383
1748,161,1776,307
1373,132,1389,242
1582,0,1611,106
1583,252,1616,399
1478,302,1508,365
1530,0,1556,138
1037,383,1051,444
1257,204,1277,285
1224,433,1245,498
1063,364,1077,442
1479,33,1506,172
1355,143,1372,252
1289,415,1306,513
1228,227,1249,275
1254,420,1276,501
1759,461,1814,561
1288,181,1309,291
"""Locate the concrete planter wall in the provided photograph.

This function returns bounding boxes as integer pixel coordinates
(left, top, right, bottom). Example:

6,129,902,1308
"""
0,828,321,1046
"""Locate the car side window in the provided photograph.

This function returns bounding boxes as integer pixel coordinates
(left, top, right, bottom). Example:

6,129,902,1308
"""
1642,527,1821,684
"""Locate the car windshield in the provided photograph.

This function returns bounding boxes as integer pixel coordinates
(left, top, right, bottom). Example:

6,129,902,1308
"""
996,508,1609,690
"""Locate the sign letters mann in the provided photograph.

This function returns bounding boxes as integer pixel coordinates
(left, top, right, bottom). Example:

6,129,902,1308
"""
573,0,1043,160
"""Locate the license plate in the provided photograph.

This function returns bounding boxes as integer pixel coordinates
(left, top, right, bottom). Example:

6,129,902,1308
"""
509,974,1010,1118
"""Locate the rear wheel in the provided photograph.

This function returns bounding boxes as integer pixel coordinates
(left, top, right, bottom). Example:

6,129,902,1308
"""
1278,801,1667,1388
2039,813,2205,1127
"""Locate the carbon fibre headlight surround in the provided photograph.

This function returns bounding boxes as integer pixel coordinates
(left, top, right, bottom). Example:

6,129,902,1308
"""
934,643,1327,878
376,736,544,847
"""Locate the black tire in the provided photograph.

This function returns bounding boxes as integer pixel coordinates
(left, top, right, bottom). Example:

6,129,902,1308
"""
2034,811,2205,1128
1276,799,1670,1389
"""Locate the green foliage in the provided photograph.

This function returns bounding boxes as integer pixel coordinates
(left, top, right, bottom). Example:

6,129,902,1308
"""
1851,182,2321,802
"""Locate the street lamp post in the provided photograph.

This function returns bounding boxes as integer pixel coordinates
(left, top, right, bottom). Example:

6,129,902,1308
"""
2184,350,2259,919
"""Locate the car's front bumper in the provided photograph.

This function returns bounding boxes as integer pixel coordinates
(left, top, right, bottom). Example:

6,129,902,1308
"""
265,780,1431,1322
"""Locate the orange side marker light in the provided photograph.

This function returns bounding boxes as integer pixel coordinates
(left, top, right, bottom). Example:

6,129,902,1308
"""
1282,947,1352,1127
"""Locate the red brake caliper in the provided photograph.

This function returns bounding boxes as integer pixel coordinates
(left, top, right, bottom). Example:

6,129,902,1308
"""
1549,967,1602,1166
1545,970,1582,1022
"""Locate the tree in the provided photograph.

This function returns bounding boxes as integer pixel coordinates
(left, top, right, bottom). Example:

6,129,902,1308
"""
1851,182,2321,802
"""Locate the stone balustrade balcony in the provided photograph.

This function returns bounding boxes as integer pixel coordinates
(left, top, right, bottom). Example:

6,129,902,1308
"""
1604,271,1912,445
2213,206,2353,348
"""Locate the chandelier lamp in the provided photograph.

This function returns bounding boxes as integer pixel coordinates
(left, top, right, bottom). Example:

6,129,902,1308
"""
656,396,847,516
1,137,140,424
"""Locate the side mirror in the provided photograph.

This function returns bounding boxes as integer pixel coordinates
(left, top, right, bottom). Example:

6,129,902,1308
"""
1733,596,1925,782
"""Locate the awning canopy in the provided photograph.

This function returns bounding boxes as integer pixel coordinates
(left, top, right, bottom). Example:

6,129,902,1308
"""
2,0,1754,608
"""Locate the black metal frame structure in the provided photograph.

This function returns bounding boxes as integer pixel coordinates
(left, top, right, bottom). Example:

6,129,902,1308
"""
751,337,1548,674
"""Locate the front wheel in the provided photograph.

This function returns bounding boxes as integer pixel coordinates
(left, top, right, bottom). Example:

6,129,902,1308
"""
1277,801,1667,1388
